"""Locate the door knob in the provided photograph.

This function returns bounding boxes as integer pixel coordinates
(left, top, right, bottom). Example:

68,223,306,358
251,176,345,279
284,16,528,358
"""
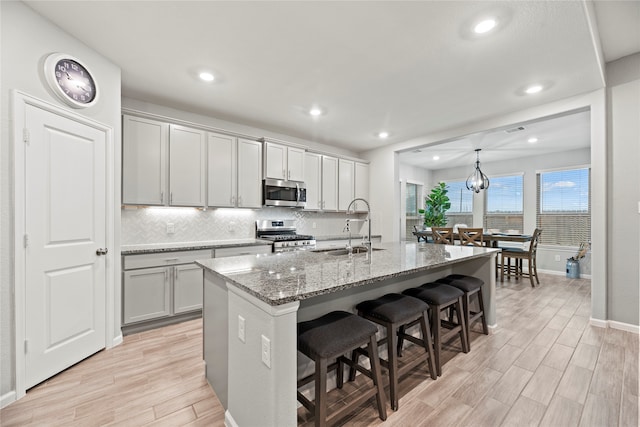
96,248,108,256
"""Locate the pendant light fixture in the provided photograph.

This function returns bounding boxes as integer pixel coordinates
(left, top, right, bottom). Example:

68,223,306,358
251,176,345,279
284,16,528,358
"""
466,149,490,193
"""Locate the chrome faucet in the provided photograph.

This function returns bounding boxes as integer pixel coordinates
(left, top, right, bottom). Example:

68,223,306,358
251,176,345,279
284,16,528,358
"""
346,198,371,253
343,218,352,254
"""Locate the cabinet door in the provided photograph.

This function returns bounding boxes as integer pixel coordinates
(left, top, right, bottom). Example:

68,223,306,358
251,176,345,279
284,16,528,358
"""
287,146,305,182
208,132,237,207
264,142,286,180
174,264,204,314
122,115,168,205
321,156,338,211
338,159,355,211
123,267,171,324
237,139,263,208
354,162,370,212
169,125,206,206
304,152,322,210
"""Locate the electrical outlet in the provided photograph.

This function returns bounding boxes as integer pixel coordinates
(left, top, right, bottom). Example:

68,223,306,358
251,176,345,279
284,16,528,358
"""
166,223,175,234
238,315,245,343
261,335,271,368
312,222,317,229
554,255,561,262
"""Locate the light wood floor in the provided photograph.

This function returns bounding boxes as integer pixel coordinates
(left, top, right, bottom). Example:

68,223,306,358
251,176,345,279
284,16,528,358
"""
2,273,638,427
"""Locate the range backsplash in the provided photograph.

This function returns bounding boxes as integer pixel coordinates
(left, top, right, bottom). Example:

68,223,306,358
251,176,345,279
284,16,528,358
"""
121,207,366,245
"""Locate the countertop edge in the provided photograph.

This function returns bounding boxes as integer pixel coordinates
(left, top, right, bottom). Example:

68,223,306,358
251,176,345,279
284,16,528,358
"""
122,240,272,255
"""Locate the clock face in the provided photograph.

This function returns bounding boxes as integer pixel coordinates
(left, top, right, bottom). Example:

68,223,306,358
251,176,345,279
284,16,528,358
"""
44,54,99,108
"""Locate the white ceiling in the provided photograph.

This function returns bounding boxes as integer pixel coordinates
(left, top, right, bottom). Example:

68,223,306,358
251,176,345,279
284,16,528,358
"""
25,1,639,159
398,109,591,170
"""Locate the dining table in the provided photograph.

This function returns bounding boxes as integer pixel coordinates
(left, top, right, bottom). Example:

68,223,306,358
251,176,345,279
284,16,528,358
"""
413,230,533,247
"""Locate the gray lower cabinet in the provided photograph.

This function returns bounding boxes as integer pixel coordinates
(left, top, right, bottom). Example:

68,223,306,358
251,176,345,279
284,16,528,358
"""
122,249,212,327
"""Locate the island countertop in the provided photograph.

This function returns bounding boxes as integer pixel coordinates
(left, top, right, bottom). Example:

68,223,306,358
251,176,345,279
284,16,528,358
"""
196,241,499,306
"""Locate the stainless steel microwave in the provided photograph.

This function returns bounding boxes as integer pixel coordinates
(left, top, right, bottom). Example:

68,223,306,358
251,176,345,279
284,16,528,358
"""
263,178,306,208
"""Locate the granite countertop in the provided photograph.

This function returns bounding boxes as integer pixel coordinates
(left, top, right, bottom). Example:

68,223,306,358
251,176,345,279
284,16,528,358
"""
196,241,499,306
121,239,272,255
315,234,382,241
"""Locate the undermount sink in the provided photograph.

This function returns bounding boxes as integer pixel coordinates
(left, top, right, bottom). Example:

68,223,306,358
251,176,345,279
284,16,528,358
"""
312,246,384,256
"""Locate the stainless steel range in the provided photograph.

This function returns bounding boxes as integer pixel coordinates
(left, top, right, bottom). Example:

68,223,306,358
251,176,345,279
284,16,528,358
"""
256,220,316,252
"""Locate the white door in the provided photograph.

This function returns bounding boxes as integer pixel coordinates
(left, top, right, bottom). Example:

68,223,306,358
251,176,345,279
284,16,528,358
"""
24,104,107,389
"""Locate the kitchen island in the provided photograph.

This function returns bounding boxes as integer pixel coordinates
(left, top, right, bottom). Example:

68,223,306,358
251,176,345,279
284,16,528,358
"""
197,241,499,427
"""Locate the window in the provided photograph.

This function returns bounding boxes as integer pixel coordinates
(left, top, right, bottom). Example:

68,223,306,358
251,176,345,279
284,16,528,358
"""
405,182,421,217
537,167,590,246
446,180,473,227
484,174,523,232
405,182,423,239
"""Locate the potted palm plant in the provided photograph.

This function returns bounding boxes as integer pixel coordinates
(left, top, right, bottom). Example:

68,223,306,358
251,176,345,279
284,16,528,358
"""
419,182,451,227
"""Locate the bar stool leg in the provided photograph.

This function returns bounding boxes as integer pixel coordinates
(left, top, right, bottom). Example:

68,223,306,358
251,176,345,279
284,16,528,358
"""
419,311,437,380
477,289,489,335
315,358,328,427
386,323,399,410
368,335,388,421
431,305,442,376
455,297,469,353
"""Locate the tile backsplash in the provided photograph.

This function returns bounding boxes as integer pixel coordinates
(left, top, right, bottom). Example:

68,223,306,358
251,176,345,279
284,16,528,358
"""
121,207,366,245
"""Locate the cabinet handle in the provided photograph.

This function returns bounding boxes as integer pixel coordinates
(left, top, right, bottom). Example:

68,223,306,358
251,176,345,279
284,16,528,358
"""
288,170,291,179
238,196,242,206
161,191,164,204
282,169,286,179
174,268,178,281
164,270,169,282
170,192,173,204
164,257,179,262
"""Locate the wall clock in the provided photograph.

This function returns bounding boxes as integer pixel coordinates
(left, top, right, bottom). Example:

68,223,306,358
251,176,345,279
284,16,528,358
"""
44,53,99,108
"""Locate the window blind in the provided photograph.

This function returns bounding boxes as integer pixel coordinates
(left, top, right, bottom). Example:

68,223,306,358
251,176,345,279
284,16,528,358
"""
537,168,590,246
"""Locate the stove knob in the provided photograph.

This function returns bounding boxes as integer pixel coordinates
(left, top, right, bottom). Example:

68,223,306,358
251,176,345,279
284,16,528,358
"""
294,241,299,246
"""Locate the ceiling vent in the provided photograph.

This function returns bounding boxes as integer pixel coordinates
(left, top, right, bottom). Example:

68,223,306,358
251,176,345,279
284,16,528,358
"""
505,126,526,134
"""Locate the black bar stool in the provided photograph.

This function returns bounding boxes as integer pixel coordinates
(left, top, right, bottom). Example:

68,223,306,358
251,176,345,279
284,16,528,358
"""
351,293,437,411
401,283,469,376
436,274,489,350
297,311,387,427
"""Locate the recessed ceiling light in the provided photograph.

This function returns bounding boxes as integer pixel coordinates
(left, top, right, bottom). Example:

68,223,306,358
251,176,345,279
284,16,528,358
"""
309,107,322,116
378,131,389,139
525,84,543,94
528,137,538,143
433,156,440,160
199,72,215,82
474,19,497,34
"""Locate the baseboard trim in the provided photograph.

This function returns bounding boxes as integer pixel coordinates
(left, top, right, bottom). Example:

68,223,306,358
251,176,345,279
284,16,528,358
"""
590,318,639,333
537,269,592,279
225,410,239,427
111,333,123,348
609,320,640,334
1,391,16,409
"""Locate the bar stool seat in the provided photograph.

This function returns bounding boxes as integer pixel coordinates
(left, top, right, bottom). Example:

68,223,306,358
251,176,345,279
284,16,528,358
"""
402,283,468,376
297,311,387,427
436,274,489,350
353,293,437,410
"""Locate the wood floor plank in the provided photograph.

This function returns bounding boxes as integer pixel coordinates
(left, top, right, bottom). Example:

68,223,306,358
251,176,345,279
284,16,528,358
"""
521,364,564,405
570,342,601,371
490,365,534,406
513,343,551,371
555,364,594,405
450,366,503,407
579,393,620,427
539,394,584,427
541,342,575,371
460,396,510,427
500,396,547,427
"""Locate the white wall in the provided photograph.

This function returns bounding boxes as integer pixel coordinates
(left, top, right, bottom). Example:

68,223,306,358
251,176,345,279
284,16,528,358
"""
398,163,432,240
432,148,592,275
606,53,640,326
0,1,122,402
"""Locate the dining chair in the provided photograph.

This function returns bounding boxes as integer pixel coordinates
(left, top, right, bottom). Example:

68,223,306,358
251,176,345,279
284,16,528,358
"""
413,225,426,242
431,227,454,245
500,228,542,287
458,227,484,247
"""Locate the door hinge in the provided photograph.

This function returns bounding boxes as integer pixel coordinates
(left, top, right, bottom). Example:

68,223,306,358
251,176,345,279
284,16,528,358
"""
23,128,30,145
24,340,28,354
23,234,29,248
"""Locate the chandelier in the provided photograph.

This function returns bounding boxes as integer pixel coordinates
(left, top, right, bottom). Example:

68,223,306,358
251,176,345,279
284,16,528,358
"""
466,149,490,193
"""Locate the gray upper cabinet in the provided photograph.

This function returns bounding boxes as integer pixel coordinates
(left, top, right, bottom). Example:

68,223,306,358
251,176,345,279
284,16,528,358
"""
207,132,237,208
304,152,322,210
169,125,206,207
122,115,206,207
122,115,168,205
237,139,263,208
264,142,305,182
